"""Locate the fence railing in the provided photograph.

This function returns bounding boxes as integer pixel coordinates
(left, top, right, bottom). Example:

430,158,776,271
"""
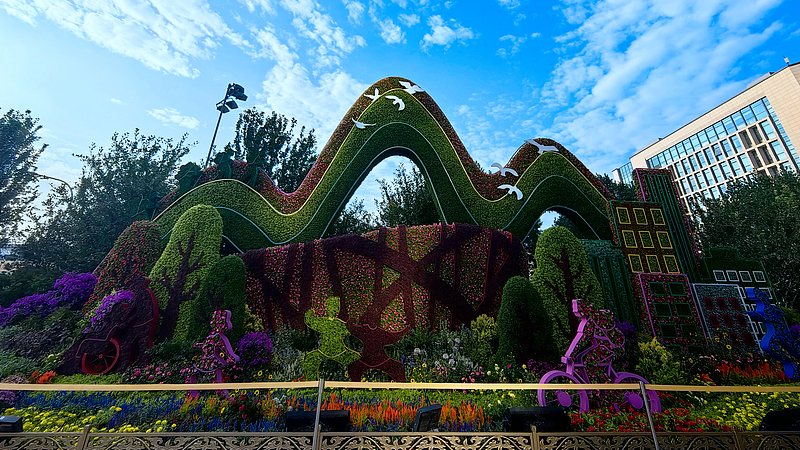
3,381,800,450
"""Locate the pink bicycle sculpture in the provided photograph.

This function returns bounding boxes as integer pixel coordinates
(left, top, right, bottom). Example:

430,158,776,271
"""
537,299,661,413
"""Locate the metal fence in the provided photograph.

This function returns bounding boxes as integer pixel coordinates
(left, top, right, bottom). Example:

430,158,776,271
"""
2,380,800,450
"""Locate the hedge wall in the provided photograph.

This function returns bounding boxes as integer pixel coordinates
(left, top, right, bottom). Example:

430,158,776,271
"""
239,223,527,334
154,77,613,251
149,204,222,341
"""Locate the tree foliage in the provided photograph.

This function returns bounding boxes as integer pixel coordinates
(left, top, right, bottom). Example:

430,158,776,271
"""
531,226,604,354
22,130,190,272
374,163,440,228
324,198,377,238
695,171,800,308
596,173,638,201
224,108,316,193
0,109,46,244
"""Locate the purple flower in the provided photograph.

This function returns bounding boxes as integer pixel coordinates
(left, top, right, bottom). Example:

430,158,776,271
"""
236,332,274,366
84,290,135,333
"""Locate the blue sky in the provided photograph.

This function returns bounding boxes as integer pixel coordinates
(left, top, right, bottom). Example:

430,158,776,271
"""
2,0,799,217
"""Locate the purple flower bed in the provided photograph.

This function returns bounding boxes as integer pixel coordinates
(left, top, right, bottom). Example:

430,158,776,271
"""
0,272,97,327
236,332,274,366
84,290,135,333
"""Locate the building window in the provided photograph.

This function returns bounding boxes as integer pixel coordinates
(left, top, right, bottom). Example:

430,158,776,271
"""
739,271,752,282
726,270,739,282
650,208,666,225
749,126,763,145
616,207,631,224
730,298,742,310
722,315,734,326
709,315,720,327
716,297,728,309
660,323,678,339
639,231,654,248
628,254,643,273
633,208,647,225
753,271,766,282
646,255,661,273
760,120,776,140
696,173,706,188
663,255,680,273
729,332,740,346
622,230,637,248
739,155,753,172
732,111,746,130
675,303,693,317
770,141,787,160
713,270,727,282
758,145,773,165
654,303,672,317
740,131,753,148
719,162,732,179
655,231,672,249
649,282,666,296
704,297,714,309
736,315,747,326
743,332,755,346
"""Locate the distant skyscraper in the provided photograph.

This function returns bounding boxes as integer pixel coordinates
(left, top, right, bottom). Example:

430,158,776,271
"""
614,63,800,214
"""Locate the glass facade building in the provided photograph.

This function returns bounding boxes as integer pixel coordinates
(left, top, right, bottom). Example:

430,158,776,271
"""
614,63,800,214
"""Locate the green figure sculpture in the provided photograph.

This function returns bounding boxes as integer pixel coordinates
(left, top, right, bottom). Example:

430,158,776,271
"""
303,296,360,380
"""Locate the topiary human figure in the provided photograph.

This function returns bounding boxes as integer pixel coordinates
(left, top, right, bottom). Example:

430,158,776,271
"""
347,320,407,382
303,297,360,380
187,309,240,398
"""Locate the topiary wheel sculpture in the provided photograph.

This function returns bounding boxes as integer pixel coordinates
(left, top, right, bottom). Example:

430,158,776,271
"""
80,337,121,375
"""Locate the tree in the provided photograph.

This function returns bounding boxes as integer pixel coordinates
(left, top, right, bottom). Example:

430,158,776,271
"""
374,163,440,227
531,226,604,354
695,171,800,308
497,276,558,364
22,130,191,272
0,109,46,245
324,198,377,238
595,173,638,201
224,109,316,193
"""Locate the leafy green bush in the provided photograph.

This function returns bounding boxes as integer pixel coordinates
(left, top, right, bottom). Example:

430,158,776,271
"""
497,276,558,364
465,314,498,368
635,338,686,385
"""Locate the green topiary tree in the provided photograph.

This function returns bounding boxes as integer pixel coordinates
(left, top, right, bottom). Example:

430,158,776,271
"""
187,255,247,344
149,204,222,341
497,276,558,364
531,226,604,355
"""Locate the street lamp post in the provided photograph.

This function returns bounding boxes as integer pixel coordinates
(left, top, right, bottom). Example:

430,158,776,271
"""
34,172,74,202
204,83,247,168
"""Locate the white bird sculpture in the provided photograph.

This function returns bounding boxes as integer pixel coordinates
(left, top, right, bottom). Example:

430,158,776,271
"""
399,80,424,94
525,139,559,153
498,184,523,201
352,118,376,129
385,95,405,111
364,88,380,101
491,162,518,177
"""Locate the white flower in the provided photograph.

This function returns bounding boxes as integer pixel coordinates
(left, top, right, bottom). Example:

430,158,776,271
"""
443,353,449,359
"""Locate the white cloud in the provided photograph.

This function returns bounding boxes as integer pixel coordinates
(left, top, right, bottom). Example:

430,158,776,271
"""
148,108,201,129
110,98,123,105
513,13,526,26
497,34,526,57
2,0,249,78
498,0,520,8
250,25,298,65
280,0,366,68
238,0,277,14
536,0,784,172
342,0,365,24
378,18,404,44
398,13,419,26
260,62,368,143
421,15,475,50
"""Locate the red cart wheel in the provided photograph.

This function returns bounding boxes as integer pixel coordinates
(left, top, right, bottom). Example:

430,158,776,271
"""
81,338,121,375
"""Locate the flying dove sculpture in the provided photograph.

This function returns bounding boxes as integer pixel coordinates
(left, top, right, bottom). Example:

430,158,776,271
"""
352,118,376,129
364,88,380,101
498,184,523,200
399,80,424,94
385,95,405,111
491,162,518,177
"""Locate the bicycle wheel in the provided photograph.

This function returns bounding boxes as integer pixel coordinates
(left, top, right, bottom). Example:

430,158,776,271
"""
612,372,661,413
537,370,589,411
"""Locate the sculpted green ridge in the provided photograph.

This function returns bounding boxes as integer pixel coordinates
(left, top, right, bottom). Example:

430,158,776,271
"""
154,77,613,250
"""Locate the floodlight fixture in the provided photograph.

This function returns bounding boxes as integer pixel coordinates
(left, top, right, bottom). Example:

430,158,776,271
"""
205,82,247,168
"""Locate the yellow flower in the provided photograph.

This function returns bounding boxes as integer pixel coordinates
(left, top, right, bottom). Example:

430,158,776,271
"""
255,390,260,396
258,371,263,377
268,374,273,379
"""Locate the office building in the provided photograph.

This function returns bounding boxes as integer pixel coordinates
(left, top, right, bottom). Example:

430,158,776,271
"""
613,63,800,213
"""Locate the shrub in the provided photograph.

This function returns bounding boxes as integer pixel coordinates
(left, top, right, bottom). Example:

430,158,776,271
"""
0,272,96,327
236,332,273,367
189,255,246,343
497,276,558,364
635,338,685,385
465,315,497,368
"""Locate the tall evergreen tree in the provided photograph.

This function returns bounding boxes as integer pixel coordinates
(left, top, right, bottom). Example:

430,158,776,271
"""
0,109,46,245
224,108,316,193
374,163,440,227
